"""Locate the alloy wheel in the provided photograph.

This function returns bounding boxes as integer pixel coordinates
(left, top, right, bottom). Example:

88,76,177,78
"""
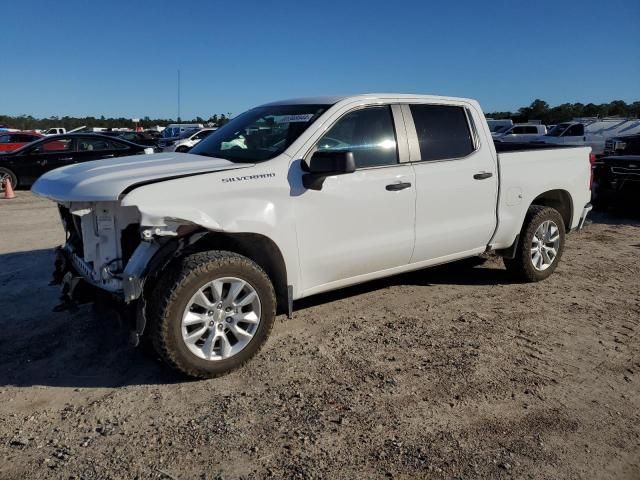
181,277,261,360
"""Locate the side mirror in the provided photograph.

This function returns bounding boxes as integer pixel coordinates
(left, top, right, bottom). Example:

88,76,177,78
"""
302,150,355,190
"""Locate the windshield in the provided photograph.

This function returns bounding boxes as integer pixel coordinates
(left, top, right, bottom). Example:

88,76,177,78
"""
162,127,184,138
190,104,329,162
546,123,571,137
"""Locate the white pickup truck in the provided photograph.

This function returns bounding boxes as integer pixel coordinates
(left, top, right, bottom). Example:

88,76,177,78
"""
32,94,593,378
493,123,547,143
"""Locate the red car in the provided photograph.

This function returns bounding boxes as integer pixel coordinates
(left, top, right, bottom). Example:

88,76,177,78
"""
0,131,43,152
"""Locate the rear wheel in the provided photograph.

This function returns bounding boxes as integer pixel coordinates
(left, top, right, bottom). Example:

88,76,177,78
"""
504,206,565,282
149,250,276,378
0,168,18,192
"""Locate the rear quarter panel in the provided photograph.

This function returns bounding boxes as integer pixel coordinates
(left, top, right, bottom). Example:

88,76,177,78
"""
491,147,592,249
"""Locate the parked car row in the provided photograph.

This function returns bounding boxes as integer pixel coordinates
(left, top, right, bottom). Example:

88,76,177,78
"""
157,128,216,152
0,131,43,152
98,130,162,148
0,125,219,154
490,121,640,208
0,123,221,192
0,133,154,192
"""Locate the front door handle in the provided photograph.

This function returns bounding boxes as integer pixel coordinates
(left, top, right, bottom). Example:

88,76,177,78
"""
59,157,73,161
473,172,493,180
102,154,115,158
386,182,412,191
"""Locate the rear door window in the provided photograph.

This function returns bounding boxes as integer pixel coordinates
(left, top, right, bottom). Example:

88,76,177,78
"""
35,138,74,153
77,137,129,151
16,134,38,143
409,105,474,161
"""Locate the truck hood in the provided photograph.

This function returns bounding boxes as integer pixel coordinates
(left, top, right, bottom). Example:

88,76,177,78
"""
31,152,254,202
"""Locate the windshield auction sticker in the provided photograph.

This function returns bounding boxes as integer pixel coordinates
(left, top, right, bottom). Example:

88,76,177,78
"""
276,114,314,124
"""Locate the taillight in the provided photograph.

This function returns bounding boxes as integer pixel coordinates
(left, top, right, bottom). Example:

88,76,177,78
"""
589,152,596,189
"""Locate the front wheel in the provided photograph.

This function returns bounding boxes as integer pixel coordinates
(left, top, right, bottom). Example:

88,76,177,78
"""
149,251,276,378
504,206,566,282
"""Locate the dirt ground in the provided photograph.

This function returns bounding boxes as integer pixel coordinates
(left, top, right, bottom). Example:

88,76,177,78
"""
0,192,639,480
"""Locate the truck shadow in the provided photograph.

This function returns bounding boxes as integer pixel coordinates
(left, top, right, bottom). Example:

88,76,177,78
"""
0,250,510,388
0,248,184,389
589,208,640,227
3,205,634,389
293,256,510,312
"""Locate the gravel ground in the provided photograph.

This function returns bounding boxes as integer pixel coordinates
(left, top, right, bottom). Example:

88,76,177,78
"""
0,192,639,480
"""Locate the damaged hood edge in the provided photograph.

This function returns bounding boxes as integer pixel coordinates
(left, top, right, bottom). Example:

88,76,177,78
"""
31,152,254,202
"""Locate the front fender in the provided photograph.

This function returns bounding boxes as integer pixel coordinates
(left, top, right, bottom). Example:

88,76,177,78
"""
119,163,302,297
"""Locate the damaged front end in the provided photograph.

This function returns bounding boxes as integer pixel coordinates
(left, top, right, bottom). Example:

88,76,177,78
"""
52,200,203,344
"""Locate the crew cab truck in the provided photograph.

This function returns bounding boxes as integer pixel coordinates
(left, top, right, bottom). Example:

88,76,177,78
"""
32,94,593,378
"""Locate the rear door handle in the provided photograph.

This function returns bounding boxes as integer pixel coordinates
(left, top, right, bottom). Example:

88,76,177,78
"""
473,172,493,180
386,182,412,191
102,154,115,158
59,157,73,161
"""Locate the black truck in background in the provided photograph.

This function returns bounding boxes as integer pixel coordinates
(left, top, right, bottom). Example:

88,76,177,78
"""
593,131,640,209
603,133,640,156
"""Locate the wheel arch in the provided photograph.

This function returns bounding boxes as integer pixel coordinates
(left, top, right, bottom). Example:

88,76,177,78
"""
186,231,289,315
530,189,573,231
0,167,18,189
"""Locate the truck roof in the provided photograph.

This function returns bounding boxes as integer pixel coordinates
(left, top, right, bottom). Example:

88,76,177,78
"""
262,93,477,106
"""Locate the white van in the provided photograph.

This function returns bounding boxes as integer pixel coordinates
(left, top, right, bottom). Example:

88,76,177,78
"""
161,123,204,139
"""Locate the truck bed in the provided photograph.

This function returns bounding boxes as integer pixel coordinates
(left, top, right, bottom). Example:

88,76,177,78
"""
490,145,592,251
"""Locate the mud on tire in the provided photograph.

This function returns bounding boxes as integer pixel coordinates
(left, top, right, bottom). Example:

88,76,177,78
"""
149,250,276,378
504,205,566,282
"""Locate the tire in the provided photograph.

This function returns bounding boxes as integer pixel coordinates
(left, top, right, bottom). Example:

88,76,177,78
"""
149,250,276,379
504,206,566,282
0,168,18,192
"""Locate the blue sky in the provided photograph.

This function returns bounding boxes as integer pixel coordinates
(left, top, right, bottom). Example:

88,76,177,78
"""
2,0,639,119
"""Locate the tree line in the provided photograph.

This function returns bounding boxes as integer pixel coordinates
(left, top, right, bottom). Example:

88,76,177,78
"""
0,114,232,131
486,99,640,124
2,99,639,131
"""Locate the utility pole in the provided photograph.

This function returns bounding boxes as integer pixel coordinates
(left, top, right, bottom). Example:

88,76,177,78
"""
177,69,181,123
